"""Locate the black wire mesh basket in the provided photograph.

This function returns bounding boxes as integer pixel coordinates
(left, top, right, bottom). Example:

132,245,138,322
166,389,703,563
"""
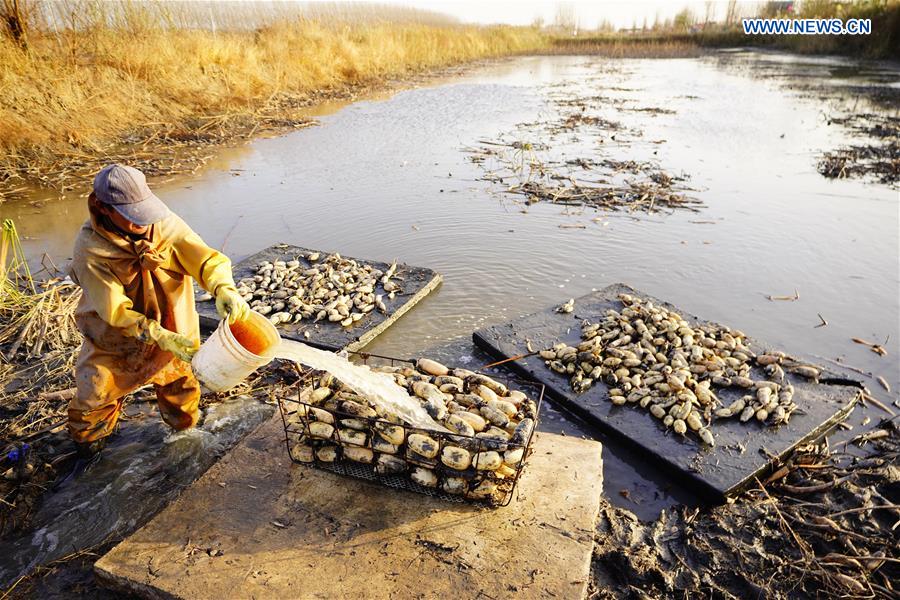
278,352,543,507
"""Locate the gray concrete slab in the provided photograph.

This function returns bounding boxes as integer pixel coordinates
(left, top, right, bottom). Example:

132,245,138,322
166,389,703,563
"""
95,416,603,600
473,283,861,501
196,243,442,352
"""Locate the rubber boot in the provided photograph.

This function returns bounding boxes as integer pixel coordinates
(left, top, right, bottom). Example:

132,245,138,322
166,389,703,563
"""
75,437,107,460
54,437,107,489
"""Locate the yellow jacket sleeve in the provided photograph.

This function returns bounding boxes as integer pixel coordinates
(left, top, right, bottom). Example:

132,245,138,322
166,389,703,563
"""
71,256,152,340
170,219,238,295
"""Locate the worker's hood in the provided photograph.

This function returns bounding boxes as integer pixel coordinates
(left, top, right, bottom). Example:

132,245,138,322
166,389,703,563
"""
87,196,172,272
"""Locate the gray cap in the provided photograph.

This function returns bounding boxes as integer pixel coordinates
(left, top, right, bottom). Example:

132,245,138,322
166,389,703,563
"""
93,164,170,226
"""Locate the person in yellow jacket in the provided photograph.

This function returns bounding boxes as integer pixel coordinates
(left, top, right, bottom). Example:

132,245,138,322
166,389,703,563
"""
67,164,249,467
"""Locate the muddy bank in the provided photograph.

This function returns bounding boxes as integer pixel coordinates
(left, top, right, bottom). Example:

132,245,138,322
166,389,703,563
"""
592,422,899,598
0,58,513,204
544,39,708,59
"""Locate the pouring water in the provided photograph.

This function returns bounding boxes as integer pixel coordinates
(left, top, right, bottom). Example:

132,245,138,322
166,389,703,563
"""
274,340,446,431
193,313,445,431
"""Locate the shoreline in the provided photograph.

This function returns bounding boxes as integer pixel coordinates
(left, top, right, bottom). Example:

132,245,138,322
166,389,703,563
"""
4,44,896,205
0,55,524,203
0,20,546,202
3,43,895,204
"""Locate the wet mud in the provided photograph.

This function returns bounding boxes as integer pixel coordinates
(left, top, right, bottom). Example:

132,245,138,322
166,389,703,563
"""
591,422,898,598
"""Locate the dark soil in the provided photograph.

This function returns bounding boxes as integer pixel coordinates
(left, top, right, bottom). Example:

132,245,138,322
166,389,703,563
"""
819,115,900,185
591,421,899,599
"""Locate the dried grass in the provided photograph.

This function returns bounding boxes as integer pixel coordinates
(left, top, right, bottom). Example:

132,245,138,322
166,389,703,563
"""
0,220,81,445
0,3,546,196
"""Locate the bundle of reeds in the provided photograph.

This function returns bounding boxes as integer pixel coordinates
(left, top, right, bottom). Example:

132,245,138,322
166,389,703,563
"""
0,219,80,443
0,219,81,361
0,219,33,299
0,281,81,359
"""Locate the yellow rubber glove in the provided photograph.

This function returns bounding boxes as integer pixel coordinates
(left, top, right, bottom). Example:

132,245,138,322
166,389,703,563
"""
215,286,250,324
146,321,198,363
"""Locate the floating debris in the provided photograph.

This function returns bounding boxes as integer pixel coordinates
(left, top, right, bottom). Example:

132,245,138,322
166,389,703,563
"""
818,114,899,186
1,114,316,200
554,112,625,133
509,179,702,213
556,298,575,314
819,143,899,185
861,391,895,417
766,290,800,301
620,106,677,115
463,76,703,216
851,337,888,357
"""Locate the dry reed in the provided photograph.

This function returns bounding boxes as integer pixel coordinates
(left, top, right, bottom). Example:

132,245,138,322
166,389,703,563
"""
0,220,81,446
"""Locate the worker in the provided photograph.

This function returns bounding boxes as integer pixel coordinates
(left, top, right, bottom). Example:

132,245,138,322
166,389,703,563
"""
66,164,249,473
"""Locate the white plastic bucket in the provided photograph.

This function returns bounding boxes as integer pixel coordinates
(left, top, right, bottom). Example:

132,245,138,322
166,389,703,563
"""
192,310,281,392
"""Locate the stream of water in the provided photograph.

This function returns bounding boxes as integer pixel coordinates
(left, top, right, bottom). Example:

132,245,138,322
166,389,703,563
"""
274,340,444,430
0,397,273,585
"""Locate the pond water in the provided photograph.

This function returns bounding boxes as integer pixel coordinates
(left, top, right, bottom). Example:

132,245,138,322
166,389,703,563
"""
2,50,897,527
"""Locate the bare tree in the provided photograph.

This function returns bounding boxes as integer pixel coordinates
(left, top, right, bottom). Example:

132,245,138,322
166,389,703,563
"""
554,2,578,35
704,1,715,25
725,0,739,26
2,0,29,49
